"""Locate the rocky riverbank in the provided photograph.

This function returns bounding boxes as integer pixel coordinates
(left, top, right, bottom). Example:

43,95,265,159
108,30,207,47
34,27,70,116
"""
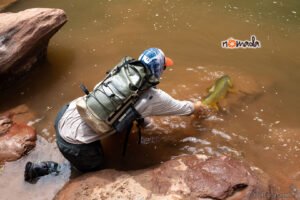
55,154,274,200
0,105,36,163
0,8,67,90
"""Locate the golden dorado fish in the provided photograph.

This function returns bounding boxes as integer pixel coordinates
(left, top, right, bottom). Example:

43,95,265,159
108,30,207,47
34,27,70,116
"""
202,75,233,110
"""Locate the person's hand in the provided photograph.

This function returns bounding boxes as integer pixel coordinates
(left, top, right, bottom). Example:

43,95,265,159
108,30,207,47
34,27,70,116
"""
193,101,212,118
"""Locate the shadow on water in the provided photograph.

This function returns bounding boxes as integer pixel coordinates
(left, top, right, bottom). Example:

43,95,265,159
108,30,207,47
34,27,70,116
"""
0,0,18,12
0,46,75,112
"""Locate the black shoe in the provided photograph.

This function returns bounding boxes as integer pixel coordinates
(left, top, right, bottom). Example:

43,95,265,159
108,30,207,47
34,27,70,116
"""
24,161,60,183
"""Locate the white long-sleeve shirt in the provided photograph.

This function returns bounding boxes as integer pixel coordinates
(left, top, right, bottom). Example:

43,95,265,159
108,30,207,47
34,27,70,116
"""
58,88,194,144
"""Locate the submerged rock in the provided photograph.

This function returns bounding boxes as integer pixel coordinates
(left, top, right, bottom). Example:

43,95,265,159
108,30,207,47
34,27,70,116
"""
0,8,67,90
0,105,37,163
56,155,274,200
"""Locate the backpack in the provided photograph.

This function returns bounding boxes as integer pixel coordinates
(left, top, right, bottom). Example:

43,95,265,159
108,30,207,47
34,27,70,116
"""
76,56,159,140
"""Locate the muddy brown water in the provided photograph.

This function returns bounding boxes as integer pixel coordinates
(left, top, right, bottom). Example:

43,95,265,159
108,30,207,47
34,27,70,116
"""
0,0,300,199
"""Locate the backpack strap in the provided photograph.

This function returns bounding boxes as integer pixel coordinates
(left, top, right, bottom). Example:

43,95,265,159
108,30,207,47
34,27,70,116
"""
122,121,133,156
121,117,144,156
79,83,90,95
118,106,145,156
136,117,144,144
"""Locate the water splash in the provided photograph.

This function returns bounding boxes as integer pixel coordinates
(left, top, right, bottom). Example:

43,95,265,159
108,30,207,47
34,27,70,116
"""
211,129,232,140
181,137,211,145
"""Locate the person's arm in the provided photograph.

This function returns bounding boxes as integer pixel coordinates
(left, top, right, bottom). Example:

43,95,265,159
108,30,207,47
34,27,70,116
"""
135,88,210,118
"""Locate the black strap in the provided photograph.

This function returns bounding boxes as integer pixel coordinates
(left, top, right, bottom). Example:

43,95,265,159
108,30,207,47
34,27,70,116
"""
122,122,133,156
136,118,144,144
80,83,90,95
121,115,144,156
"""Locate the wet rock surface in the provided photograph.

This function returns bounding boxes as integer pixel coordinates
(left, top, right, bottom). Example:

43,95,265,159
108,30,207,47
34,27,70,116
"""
0,105,37,162
0,8,67,90
56,154,274,200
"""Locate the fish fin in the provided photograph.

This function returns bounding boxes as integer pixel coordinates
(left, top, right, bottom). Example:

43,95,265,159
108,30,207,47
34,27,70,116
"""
208,85,215,93
212,103,219,111
228,88,237,93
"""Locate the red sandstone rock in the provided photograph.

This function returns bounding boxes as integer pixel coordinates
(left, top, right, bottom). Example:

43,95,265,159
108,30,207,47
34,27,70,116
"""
0,105,37,163
2,104,36,124
0,8,67,89
55,155,274,200
0,116,11,135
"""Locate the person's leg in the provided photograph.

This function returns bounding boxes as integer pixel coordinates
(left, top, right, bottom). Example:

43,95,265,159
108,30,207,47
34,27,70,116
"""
55,131,105,172
24,103,105,183
24,104,71,183
69,141,105,172
54,103,105,172
24,161,59,183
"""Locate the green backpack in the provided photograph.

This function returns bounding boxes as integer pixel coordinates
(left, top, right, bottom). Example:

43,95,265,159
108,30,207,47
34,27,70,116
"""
76,56,158,140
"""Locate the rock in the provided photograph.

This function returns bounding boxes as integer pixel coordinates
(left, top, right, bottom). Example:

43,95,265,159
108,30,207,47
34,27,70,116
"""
0,105,37,163
0,123,36,162
0,116,12,135
0,8,67,90
2,104,36,124
55,155,274,200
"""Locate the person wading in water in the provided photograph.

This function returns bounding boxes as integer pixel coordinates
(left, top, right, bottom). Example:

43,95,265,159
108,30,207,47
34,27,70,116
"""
24,48,210,182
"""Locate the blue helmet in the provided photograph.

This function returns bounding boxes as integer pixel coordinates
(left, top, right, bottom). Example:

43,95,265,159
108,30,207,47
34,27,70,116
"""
138,48,173,78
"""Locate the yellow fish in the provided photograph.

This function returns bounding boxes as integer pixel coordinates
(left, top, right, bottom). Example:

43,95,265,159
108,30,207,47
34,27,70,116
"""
202,75,233,110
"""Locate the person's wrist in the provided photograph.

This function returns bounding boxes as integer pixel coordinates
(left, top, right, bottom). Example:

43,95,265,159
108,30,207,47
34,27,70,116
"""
197,101,210,117
194,101,204,113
